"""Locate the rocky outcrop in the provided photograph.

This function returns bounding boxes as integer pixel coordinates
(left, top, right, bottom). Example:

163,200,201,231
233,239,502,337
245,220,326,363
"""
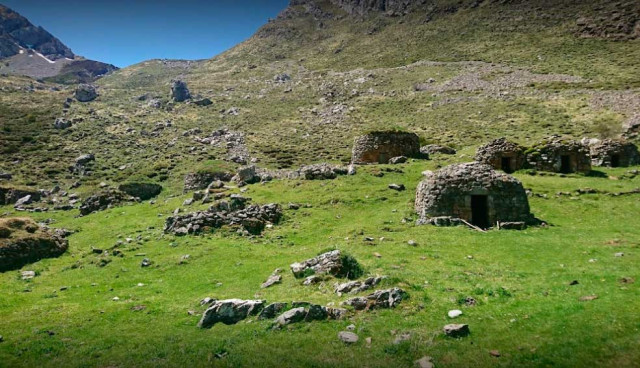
171,80,191,102
329,0,417,16
75,84,97,102
415,162,535,228
335,276,386,295
343,288,407,310
118,183,162,201
164,197,282,236
198,299,265,328
0,218,68,272
352,131,421,164
79,190,136,216
290,250,363,279
0,186,41,205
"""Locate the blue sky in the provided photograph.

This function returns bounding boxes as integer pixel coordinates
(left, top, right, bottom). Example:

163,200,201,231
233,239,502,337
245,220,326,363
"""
2,0,289,67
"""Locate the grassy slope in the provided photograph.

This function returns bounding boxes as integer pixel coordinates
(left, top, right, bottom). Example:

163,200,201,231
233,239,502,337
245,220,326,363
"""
0,159,639,367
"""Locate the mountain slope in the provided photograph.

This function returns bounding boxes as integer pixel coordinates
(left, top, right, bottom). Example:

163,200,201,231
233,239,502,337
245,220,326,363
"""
0,4,117,83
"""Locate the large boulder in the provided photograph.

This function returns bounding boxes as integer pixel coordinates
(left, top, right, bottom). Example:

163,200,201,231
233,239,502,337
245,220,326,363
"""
197,299,265,328
290,250,363,279
118,183,162,201
0,218,68,272
75,84,97,102
171,80,191,102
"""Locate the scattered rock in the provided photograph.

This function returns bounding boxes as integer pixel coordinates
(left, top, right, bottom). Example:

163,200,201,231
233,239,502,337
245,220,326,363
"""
141,258,152,268
338,331,359,344
21,270,36,279
579,295,598,302
334,276,385,295
388,183,405,191
261,269,283,289
198,299,265,328
290,250,362,279
53,118,72,130
443,324,470,338
343,288,407,310
415,356,434,368
389,156,408,164
448,309,463,318
489,350,501,357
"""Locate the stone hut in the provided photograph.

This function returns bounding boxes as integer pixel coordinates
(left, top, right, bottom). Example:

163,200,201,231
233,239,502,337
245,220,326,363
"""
415,162,534,229
351,131,420,164
525,136,591,174
475,138,526,173
582,138,640,167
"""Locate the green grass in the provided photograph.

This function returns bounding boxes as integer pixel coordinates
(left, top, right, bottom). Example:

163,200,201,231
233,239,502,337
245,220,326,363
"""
1,160,639,367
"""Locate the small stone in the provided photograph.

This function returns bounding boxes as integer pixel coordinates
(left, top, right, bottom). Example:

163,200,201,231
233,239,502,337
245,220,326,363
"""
569,280,579,286
393,332,411,344
0,336,3,343
408,240,417,246
448,309,463,318
141,258,152,267
338,331,359,344
415,356,434,368
346,324,356,331
112,297,120,301
489,350,501,357
388,183,405,191
21,271,36,280
365,337,372,346
60,286,68,291
443,324,470,338
579,295,598,301
373,252,382,258
614,252,624,257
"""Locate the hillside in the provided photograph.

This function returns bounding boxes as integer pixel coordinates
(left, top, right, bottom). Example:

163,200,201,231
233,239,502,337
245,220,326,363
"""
0,4,117,83
0,1,639,367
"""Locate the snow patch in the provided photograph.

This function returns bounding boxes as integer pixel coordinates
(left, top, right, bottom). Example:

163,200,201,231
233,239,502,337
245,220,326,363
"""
35,52,56,64
19,49,24,54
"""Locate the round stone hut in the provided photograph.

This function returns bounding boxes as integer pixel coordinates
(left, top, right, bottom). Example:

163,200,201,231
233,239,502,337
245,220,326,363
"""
351,131,420,164
582,138,640,167
525,136,591,174
415,162,534,229
475,138,526,173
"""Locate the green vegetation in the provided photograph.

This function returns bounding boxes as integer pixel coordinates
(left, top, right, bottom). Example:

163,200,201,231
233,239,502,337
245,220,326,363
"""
0,161,639,367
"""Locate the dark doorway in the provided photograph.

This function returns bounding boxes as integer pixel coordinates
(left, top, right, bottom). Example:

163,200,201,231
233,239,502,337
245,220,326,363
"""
378,152,388,164
560,155,571,173
471,195,490,229
611,154,620,168
501,157,513,173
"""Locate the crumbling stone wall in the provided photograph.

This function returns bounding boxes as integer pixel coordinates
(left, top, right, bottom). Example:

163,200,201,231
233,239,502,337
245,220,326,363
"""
475,138,526,173
583,138,640,167
525,136,591,174
351,131,420,164
415,162,534,226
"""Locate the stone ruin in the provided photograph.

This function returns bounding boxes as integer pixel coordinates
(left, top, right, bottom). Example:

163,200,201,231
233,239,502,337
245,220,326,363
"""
415,162,536,229
351,131,420,164
164,195,282,236
582,138,640,167
475,137,526,173
525,136,591,174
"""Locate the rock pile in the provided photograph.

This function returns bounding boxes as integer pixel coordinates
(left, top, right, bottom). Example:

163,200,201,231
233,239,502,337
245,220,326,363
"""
198,299,265,328
0,186,41,206
164,197,282,236
183,171,233,192
79,190,136,216
0,218,69,272
72,154,95,176
290,250,363,280
343,288,407,310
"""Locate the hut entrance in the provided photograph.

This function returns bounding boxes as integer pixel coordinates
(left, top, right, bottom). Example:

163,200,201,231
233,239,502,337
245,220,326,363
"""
560,155,571,173
471,195,490,229
611,154,620,168
378,152,389,164
501,157,513,173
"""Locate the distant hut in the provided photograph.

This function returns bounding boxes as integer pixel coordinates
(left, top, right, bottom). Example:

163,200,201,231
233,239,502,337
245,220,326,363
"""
475,138,526,173
525,136,591,174
415,162,535,229
351,131,420,164
582,138,640,167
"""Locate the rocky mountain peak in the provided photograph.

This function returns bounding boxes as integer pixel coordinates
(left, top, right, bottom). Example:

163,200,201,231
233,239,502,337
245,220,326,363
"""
0,4,74,60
